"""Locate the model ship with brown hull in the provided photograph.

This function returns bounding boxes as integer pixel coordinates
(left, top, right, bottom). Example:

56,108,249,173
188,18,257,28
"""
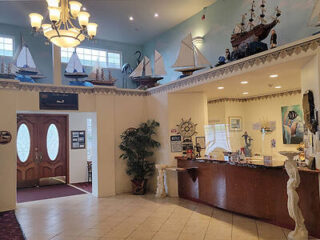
87,63,117,86
231,0,281,49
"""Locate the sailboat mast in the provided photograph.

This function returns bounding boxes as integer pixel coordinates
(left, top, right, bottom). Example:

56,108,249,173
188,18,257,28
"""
192,44,196,68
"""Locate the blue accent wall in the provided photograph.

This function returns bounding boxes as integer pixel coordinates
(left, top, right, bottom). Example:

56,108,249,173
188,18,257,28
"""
0,23,142,88
143,0,318,84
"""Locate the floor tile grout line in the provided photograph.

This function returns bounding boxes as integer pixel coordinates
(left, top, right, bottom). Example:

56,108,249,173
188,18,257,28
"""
255,220,260,240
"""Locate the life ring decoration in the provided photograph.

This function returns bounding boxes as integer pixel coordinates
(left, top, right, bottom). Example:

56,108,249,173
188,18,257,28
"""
176,118,198,138
0,131,12,144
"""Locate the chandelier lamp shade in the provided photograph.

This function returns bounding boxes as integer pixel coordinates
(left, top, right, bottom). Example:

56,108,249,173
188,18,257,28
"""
29,0,98,48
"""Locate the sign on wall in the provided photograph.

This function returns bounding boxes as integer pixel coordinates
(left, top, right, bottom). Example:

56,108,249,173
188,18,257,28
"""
71,131,86,149
39,92,79,110
170,135,182,152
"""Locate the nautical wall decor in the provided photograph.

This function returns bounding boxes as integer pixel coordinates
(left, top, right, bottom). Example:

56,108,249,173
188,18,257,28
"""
130,50,166,89
176,118,198,138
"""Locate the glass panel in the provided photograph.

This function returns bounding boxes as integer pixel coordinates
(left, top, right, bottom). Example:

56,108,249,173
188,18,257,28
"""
17,124,31,163
46,124,59,161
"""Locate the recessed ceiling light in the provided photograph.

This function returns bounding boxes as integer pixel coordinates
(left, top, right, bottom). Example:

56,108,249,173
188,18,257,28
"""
217,86,224,90
270,74,278,78
275,85,282,89
129,16,134,21
154,13,159,18
242,92,249,95
241,81,248,84
82,7,86,11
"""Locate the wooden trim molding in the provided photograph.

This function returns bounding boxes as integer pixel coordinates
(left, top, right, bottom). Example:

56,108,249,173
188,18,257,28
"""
207,89,302,104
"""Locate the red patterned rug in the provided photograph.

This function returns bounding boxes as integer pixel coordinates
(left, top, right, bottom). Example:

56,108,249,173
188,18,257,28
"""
0,210,25,240
71,182,92,193
17,184,87,203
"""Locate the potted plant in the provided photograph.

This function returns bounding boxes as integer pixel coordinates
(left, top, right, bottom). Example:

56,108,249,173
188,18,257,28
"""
119,120,160,195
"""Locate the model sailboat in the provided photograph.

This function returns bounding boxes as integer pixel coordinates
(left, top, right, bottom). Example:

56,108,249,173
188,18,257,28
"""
172,33,211,77
87,62,117,86
64,51,88,80
15,44,45,81
130,50,166,88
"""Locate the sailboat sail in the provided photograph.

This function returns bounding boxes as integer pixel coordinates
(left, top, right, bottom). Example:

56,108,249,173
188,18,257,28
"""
194,46,211,67
130,60,144,78
16,46,36,69
154,50,166,76
172,33,195,68
65,52,84,73
144,56,152,76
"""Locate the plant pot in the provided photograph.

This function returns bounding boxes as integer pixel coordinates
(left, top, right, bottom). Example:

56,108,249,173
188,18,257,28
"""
131,179,147,195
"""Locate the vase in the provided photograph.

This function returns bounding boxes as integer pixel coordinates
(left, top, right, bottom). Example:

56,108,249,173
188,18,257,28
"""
131,179,147,195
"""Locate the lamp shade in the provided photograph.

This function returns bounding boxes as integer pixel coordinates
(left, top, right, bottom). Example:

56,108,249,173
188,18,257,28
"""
78,11,90,26
45,29,85,48
29,13,43,30
87,23,98,37
48,7,61,22
46,0,60,7
69,1,82,17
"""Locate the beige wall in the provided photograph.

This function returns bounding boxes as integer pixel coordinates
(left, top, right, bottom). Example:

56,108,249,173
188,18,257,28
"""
208,94,302,157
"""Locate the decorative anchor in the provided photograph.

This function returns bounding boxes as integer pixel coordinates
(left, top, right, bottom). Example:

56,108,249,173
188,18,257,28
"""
242,131,253,157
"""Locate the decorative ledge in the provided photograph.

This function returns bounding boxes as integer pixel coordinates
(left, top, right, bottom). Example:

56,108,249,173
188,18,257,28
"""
207,89,301,104
0,80,147,97
147,34,320,95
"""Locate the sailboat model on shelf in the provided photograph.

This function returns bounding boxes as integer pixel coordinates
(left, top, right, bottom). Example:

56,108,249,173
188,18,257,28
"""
15,44,45,82
64,51,88,80
0,58,18,79
130,50,166,88
87,63,117,86
172,33,211,78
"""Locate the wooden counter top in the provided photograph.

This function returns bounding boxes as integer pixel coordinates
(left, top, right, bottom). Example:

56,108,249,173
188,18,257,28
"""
177,157,320,238
175,156,320,173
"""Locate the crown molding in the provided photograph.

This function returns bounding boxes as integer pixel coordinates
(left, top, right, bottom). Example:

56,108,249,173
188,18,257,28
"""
207,89,301,104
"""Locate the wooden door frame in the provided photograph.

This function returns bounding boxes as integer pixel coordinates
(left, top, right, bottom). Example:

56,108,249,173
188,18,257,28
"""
17,113,70,184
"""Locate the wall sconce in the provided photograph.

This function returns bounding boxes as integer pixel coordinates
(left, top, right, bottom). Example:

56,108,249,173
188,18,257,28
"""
192,36,204,47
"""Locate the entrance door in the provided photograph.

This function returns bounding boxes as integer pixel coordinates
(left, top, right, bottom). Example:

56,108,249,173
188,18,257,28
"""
17,114,68,188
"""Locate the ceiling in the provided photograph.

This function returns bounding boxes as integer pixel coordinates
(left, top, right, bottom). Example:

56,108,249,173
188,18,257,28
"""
176,57,313,100
0,0,216,45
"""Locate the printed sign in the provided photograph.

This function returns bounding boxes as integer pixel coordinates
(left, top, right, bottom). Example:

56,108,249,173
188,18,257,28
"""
170,135,182,152
71,131,86,149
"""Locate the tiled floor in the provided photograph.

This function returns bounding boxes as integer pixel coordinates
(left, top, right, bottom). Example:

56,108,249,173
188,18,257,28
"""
15,194,318,240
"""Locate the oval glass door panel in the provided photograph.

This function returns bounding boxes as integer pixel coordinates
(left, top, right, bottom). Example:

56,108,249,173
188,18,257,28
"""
17,123,31,162
47,124,59,161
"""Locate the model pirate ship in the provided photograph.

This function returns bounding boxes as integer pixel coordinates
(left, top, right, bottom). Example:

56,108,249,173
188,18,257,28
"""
130,50,166,88
172,33,211,77
0,58,17,79
231,0,281,49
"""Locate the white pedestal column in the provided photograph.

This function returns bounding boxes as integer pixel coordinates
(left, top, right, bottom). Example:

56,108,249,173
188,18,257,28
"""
155,164,168,198
279,151,308,240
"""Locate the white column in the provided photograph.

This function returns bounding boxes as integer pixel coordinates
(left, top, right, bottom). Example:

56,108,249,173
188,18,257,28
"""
52,45,62,85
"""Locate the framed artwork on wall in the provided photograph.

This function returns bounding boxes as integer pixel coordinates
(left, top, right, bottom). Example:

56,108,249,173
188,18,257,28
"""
229,116,242,131
281,105,304,144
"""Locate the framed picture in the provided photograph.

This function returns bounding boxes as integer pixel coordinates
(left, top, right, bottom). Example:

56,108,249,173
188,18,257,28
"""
71,130,86,149
281,105,304,144
196,137,206,149
229,116,242,131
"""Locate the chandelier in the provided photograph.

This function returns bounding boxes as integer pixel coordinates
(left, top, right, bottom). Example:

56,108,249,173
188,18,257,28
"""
29,0,98,48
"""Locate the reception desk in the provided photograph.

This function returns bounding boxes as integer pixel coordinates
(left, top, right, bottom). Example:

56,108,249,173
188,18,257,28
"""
176,157,320,238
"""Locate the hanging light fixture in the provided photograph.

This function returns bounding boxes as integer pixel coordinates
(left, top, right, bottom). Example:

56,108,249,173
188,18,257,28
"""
29,0,98,48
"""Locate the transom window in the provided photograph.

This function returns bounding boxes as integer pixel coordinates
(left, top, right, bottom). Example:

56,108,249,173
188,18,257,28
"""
61,47,122,69
0,36,13,57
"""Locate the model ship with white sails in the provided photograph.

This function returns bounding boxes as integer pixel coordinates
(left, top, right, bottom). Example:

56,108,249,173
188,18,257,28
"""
15,44,45,81
130,50,166,88
172,33,211,77
87,62,116,86
64,51,88,80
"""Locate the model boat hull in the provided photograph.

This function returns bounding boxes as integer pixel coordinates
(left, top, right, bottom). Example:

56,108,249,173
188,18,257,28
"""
87,79,116,86
0,73,16,79
132,76,163,88
64,73,88,79
231,20,278,48
174,66,205,76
